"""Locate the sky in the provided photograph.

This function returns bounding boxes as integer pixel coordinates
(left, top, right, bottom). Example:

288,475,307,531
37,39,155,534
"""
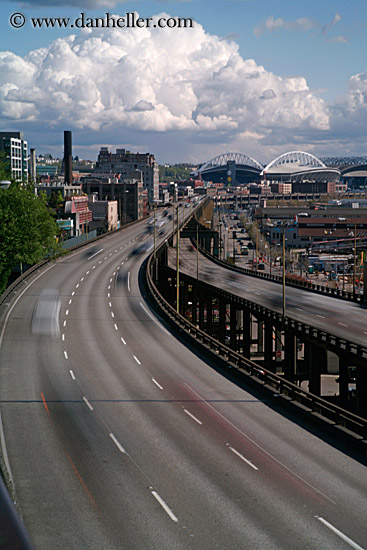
0,0,366,165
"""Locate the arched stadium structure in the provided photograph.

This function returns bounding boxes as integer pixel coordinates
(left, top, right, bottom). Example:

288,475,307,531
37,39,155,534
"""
261,151,340,183
341,165,367,188
193,153,263,185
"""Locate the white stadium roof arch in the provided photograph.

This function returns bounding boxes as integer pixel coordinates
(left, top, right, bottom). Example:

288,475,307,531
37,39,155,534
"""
261,151,326,175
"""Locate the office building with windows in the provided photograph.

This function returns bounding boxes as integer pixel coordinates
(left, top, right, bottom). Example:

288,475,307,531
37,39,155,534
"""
95,147,159,204
0,131,28,182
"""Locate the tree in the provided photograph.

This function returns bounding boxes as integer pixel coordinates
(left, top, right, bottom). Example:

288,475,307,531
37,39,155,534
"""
0,183,61,293
0,151,11,181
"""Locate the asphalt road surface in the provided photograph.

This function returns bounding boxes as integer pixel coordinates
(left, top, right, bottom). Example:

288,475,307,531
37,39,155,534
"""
0,217,367,549
174,242,367,348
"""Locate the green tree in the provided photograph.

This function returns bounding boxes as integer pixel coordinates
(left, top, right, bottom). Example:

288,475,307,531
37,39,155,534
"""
0,151,11,181
0,184,61,293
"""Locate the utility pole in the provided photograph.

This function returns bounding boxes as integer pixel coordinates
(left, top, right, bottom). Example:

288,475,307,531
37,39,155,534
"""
176,205,180,313
196,224,199,280
353,223,357,295
282,220,286,320
153,204,156,259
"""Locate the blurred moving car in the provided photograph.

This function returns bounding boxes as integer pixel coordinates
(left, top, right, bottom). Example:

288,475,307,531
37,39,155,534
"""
32,289,61,337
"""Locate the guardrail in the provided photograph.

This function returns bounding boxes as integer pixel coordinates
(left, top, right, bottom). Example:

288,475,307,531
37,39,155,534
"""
195,241,366,305
145,244,367,444
0,215,148,309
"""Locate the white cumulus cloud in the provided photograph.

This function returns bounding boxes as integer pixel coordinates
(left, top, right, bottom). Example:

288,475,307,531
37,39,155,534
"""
4,11,361,161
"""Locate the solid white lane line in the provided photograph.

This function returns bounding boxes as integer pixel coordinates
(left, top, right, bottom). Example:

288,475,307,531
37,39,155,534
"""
109,433,126,454
133,355,141,365
82,397,94,411
87,248,103,260
228,445,258,471
127,272,131,292
338,322,348,327
0,412,14,486
295,307,303,311
69,370,76,380
121,337,126,345
316,315,325,318
151,491,178,523
64,351,68,360
152,378,163,390
315,517,364,550
114,324,118,331
139,302,171,336
184,409,202,425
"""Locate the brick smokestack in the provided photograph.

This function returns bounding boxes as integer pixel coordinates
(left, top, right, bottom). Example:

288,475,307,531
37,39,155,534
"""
64,130,72,185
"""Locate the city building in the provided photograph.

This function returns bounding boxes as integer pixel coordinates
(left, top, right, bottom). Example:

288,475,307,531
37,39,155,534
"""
0,131,28,182
81,173,146,223
88,195,118,232
95,147,159,204
62,195,92,236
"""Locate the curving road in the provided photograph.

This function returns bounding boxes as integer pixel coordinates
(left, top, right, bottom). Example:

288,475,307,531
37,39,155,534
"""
174,243,367,347
0,217,367,549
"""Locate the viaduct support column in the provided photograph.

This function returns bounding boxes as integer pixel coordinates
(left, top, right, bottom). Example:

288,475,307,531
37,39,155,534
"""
206,293,213,336
230,303,237,351
199,293,205,330
219,298,226,344
264,322,274,371
283,331,297,383
242,309,251,358
337,352,349,407
356,364,367,419
305,343,322,396
257,320,264,354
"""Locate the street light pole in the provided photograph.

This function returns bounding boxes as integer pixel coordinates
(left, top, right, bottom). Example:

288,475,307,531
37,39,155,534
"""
196,224,199,280
282,220,286,320
176,205,180,313
353,223,357,295
153,204,156,259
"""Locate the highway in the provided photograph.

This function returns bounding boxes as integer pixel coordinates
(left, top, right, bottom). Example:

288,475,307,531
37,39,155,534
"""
174,243,367,348
0,215,367,549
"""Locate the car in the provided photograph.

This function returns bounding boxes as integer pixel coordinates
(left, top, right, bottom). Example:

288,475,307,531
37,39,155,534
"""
257,263,265,270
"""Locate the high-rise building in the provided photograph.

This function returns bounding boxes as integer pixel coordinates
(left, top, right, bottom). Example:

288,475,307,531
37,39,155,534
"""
0,131,28,182
95,147,159,204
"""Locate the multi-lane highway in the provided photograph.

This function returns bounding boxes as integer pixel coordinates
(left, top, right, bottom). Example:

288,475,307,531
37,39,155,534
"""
0,215,367,549
174,243,367,348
